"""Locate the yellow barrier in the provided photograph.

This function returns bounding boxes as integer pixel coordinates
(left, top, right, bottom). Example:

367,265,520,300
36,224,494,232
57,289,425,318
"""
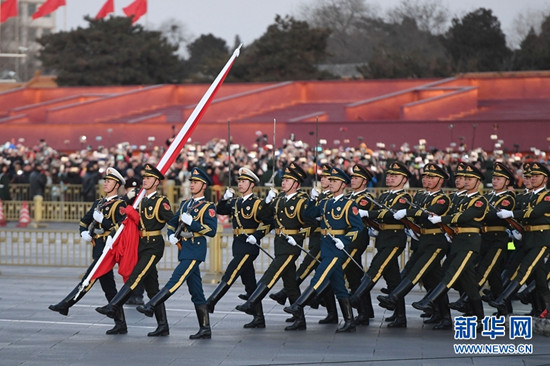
0,226,413,281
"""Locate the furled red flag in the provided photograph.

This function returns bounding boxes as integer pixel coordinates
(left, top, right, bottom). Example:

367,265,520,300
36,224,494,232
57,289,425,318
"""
32,0,65,20
90,206,140,283
95,0,114,20
0,0,18,23
123,0,146,24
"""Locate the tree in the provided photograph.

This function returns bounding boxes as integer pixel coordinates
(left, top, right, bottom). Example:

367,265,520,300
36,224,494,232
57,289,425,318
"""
299,0,378,64
386,0,450,35
514,15,550,70
356,16,451,78
442,8,512,72
37,16,184,86
185,34,229,82
233,15,333,81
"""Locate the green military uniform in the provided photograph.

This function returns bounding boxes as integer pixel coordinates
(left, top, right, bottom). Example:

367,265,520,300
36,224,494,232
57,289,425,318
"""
413,163,488,324
350,161,412,327
235,162,311,331
489,162,550,315
343,164,376,325
378,163,452,329
96,164,173,337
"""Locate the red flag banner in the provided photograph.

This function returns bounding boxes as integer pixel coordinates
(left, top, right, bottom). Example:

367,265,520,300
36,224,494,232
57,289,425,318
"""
0,0,18,23
95,0,114,20
123,0,146,24
90,206,140,283
32,0,65,20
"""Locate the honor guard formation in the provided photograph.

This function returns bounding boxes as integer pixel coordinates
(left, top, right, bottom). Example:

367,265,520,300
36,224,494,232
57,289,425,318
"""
48,159,550,338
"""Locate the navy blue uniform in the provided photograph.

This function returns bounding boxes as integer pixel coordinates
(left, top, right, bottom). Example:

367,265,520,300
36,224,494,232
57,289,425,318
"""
166,197,217,304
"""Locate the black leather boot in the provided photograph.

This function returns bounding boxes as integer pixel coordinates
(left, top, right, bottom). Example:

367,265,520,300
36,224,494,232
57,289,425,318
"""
238,293,249,300
206,281,231,313
136,288,172,317
377,278,414,311
49,284,87,316
516,280,536,305
432,293,452,330
355,293,370,326
235,282,270,316
95,284,133,319
269,288,288,306
384,311,397,322
106,307,128,335
148,303,170,337
243,302,266,329
189,304,211,339
336,297,356,333
283,285,316,318
285,307,306,331
350,274,374,308
412,282,448,314
318,289,339,324
448,293,470,313
488,280,521,314
387,297,407,328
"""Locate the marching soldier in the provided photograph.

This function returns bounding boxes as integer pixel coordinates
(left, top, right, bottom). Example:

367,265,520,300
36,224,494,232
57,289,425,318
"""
49,168,127,335
344,163,376,326
449,162,516,315
507,163,546,315
137,167,217,339
378,163,452,329
235,161,311,331
96,164,173,337
351,161,412,328
490,162,550,317
284,167,363,333
269,163,337,324
206,167,271,329
413,163,488,328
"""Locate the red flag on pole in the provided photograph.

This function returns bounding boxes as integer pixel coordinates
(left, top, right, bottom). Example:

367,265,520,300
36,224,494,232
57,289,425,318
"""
123,0,146,24
32,0,65,20
76,44,243,293
95,0,114,20
0,0,18,23
90,206,140,283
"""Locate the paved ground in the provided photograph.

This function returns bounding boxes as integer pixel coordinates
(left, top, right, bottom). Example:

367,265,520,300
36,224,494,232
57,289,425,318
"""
0,265,549,366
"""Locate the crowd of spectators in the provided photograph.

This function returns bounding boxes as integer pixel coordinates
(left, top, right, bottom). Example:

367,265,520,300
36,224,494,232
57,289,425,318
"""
0,135,548,202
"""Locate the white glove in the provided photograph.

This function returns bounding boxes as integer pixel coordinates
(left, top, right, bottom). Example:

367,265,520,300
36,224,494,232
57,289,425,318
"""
359,209,369,218
393,209,407,221
512,229,522,241
81,230,92,242
310,188,319,199
334,238,344,250
127,189,136,200
223,188,234,200
180,212,193,225
445,233,452,243
497,210,513,219
169,234,179,246
428,215,442,224
287,235,297,246
368,227,379,237
405,228,419,241
93,210,104,223
265,189,277,204
246,235,257,245
105,236,114,248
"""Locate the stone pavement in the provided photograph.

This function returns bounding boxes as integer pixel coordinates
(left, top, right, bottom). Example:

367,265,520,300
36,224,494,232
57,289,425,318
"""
0,265,549,366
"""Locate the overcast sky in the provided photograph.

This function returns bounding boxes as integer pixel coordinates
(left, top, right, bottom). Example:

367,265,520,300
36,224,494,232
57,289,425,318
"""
60,0,550,48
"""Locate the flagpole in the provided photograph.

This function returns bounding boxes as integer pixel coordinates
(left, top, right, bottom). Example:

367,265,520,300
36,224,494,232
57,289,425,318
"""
76,44,243,294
